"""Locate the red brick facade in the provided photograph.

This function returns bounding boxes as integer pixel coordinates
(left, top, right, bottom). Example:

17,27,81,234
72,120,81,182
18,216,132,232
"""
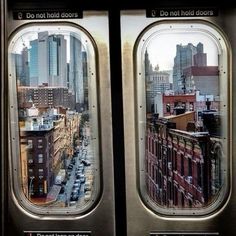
145,118,221,208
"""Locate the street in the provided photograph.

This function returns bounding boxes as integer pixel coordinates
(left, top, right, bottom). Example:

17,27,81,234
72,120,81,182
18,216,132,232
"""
54,125,95,208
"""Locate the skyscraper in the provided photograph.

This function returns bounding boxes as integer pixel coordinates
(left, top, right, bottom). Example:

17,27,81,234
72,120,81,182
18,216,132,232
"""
144,49,153,79
82,51,88,110
13,47,29,86
21,47,30,86
29,39,39,86
69,34,84,112
173,42,207,93
38,31,49,86
48,34,67,87
29,32,67,87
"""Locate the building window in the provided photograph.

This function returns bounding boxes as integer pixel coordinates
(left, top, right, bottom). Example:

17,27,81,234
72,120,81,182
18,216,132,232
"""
28,153,33,164
155,142,158,159
181,154,184,176
38,154,43,163
168,181,173,201
38,184,44,196
38,139,43,148
188,199,193,208
181,192,185,207
188,158,192,177
174,186,178,206
173,150,177,171
166,103,170,113
155,168,158,184
197,162,202,188
28,140,33,149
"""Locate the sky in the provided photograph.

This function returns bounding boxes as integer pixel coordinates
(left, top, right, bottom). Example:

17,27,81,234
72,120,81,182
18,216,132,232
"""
13,31,71,62
10,27,86,63
11,27,220,70
146,32,219,71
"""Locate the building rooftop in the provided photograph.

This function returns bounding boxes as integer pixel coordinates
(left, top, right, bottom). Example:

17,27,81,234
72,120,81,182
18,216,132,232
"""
21,123,54,132
164,111,195,120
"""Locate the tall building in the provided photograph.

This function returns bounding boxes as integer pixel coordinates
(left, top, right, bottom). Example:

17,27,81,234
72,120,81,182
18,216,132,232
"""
173,42,207,93
21,47,30,86
38,31,49,86
69,34,84,112
144,49,153,78
29,32,67,87
48,34,67,87
29,39,39,86
82,51,88,110
13,47,30,86
14,53,23,84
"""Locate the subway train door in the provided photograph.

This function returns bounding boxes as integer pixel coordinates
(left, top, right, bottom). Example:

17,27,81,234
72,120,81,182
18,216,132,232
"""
121,7,236,236
5,1,115,235
1,0,7,234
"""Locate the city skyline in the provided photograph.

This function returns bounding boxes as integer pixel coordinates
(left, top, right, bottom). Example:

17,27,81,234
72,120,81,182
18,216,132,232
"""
11,29,87,63
13,30,89,112
146,32,219,71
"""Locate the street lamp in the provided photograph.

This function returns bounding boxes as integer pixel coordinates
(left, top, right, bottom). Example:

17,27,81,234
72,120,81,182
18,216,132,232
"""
28,176,35,199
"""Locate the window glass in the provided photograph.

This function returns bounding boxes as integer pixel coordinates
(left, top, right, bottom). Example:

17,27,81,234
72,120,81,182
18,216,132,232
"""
136,22,230,215
9,25,100,214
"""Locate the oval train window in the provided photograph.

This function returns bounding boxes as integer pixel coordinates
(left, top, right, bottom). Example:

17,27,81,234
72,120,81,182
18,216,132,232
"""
135,22,231,216
8,25,100,215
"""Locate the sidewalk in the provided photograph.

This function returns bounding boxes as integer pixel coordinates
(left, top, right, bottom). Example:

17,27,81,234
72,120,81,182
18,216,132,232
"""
46,185,61,203
30,185,61,206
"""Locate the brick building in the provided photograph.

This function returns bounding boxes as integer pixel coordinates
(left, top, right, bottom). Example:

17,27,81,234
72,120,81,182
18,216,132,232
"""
18,86,70,110
145,112,222,208
21,126,54,198
20,107,80,199
163,94,196,116
154,93,220,120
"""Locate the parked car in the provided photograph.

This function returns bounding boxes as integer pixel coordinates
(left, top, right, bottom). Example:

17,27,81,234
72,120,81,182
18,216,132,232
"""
84,191,92,201
80,176,86,183
68,164,73,170
62,179,67,185
84,181,92,191
70,193,78,201
69,201,77,206
74,179,81,184
82,160,91,166
59,186,65,194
